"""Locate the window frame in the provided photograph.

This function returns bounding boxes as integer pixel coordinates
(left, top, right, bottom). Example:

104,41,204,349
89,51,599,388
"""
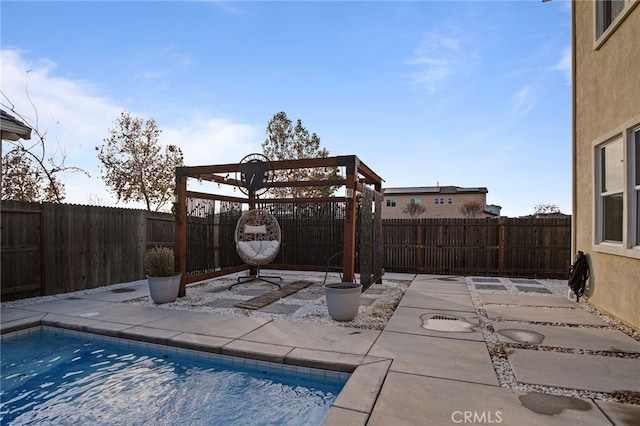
597,137,624,243
592,116,640,259
386,199,396,208
632,128,640,247
594,0,639,49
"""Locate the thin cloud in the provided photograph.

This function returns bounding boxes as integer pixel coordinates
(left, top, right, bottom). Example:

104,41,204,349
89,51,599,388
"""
407,27,463,93
134,70,168,80
1,48,261,207
1,49,121,155
129,44,194,89
205,0,242,14
551,46,571,85
162,115,259,166
513,86,535,117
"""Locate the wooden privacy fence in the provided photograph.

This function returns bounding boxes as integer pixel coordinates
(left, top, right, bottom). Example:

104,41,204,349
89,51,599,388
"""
1,201,173,301
1,201,571,301
383,217,571,278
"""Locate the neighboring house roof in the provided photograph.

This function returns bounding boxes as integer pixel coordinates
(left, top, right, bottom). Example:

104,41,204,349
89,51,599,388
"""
484,204,502,217
524,212,571,219
383,186,488,195
1,109,32,141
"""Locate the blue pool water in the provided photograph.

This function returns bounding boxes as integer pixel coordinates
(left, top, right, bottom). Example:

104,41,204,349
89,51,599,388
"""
0,328,347,425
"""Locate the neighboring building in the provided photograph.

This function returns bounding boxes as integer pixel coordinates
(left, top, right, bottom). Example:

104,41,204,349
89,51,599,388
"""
572,0,640,331
528,212,571,219
382,186,500,219
484,204,502,217
1,109,32,142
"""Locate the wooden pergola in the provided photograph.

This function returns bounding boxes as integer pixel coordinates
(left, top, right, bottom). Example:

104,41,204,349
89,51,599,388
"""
173,154,384,297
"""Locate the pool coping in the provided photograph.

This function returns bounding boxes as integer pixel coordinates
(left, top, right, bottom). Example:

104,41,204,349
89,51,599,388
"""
1,298,392,424
3,325,353,385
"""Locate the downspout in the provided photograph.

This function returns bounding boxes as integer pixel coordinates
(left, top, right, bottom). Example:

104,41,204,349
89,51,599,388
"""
571,0,578,257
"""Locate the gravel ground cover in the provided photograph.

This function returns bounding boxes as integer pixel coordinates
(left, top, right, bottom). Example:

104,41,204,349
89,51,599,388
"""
124,273,412,330
1,272,412,331
466,276,640,405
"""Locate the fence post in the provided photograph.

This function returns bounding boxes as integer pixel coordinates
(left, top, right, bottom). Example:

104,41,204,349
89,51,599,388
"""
139,210,148,278
417,223,424,272
498,217,506,276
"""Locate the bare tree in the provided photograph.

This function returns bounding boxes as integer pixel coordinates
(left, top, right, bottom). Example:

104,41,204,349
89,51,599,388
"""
96,112,183,211
1,92,87,202
87,192,103,206
262,111,340,198
402,202,426,218
459,201,484,218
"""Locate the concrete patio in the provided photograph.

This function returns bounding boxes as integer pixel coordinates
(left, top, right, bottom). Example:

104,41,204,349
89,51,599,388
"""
2,273,639,425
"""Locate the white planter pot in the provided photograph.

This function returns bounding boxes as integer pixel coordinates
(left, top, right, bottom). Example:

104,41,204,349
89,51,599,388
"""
324,283,362,321
147,274,181,304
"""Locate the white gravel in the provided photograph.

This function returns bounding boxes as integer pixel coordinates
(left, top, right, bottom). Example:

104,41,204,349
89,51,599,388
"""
127,273,411,330
465,276,640,405
1,280,149,307
2,272,411,331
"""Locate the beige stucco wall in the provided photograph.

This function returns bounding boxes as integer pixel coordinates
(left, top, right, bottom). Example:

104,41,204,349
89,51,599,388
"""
382,192,488,219
573,1,640,331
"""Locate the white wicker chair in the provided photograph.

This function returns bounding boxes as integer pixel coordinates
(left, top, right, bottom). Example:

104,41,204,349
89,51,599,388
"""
231,209,282,289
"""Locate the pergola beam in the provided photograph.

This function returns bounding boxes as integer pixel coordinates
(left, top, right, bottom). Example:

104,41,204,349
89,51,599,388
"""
174,154,383,295
176,155,382,185
185,190,247,204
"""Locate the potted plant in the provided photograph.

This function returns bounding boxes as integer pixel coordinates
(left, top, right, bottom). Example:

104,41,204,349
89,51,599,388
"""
145,246,181,304
323,282,362,321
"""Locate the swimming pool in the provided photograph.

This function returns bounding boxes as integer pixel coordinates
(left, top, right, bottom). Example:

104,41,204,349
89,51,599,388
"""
0,327,348,425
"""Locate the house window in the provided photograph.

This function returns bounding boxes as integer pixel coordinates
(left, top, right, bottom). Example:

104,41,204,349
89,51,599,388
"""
595,0,637,42
434,198,440,204
448,198,453,204
386,199,396,207
597,0,626,37
599,138,623,242
410,198,421,206
594,118,640,258
634,129,640,246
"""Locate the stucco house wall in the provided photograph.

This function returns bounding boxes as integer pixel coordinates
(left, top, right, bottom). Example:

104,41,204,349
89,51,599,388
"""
573,0,640,331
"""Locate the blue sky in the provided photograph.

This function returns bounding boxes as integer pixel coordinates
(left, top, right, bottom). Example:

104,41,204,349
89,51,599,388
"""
1,1,571,217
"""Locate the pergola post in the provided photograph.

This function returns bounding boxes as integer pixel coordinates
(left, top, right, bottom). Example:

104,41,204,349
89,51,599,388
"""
248,190,257,276
342,162,358,283
174,170,188,297
173,154,383,294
